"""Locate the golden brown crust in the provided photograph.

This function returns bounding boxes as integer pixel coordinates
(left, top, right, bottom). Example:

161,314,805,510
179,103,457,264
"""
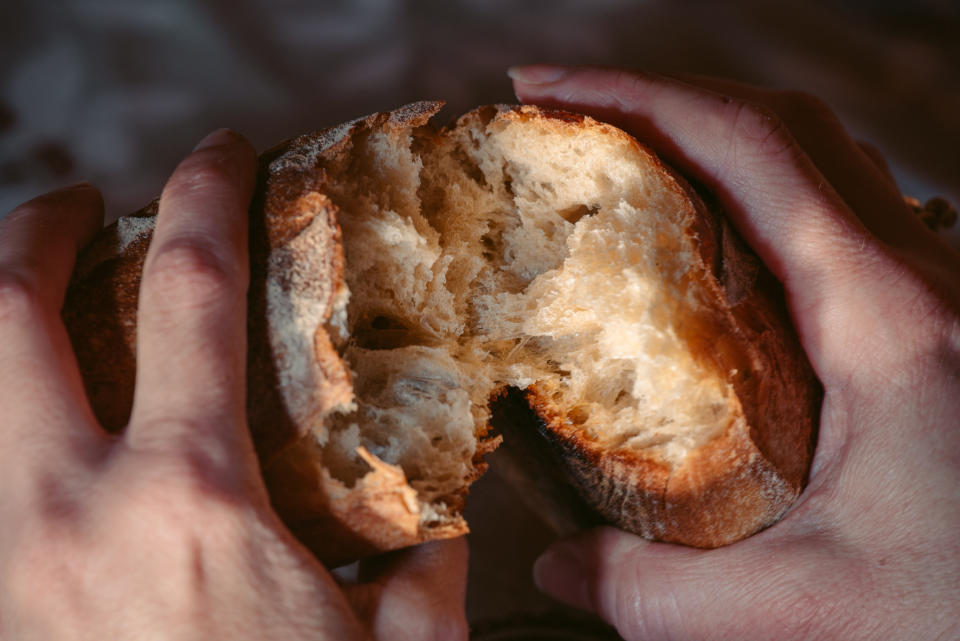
63,100,818,562
63,102,478,565
255,101,481,564
517,126,820,545
447,104,816,546
63,203,157,433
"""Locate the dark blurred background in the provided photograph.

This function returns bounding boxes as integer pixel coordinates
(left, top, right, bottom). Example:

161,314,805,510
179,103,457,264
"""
2,0,958,631
2,1,958,230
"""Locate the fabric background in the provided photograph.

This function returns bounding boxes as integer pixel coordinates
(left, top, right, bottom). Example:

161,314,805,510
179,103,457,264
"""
2,0,958,631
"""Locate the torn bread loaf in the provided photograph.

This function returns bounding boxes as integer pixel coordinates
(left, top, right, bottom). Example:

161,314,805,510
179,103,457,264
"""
63,102,819,563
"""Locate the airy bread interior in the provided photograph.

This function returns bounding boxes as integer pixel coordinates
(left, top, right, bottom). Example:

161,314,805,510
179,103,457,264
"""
312,106,738,525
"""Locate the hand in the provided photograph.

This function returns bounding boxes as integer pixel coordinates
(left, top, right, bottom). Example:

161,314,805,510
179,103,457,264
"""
0,130,468,641
509,65,960,640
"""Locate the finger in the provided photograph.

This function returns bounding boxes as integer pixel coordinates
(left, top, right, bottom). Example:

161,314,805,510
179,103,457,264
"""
128,130,256,454
856,141,896,186
344,538,469,641
0,184,105,453
508,65,909,376
533,527,848,641
534,528,712,640
665,74,952,265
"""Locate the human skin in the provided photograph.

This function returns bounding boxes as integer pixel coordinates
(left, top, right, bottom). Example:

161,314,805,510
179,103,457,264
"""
508,65,960,641
0,130,468,641
2,68,958,641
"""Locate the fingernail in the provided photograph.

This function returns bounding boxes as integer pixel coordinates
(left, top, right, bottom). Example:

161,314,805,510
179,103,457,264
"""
193,128,241,151
533,545,589,608
508,64,571,85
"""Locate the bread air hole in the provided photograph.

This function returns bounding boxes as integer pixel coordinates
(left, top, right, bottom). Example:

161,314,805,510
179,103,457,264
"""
317,113,736,519
557,203,599,224
352,314,431,350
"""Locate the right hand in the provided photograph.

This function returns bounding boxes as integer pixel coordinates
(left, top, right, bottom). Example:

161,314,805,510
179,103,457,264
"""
510,65,960,641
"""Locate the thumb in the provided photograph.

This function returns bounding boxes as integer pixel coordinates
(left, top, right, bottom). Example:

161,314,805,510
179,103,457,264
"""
532,526,835,641
534,527,701,641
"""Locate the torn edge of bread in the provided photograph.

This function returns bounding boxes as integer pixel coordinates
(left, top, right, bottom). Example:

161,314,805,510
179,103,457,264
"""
257,101,818,559
63,101,818,565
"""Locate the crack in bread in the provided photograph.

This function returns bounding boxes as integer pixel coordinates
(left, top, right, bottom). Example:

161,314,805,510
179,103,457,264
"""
63,102,820,564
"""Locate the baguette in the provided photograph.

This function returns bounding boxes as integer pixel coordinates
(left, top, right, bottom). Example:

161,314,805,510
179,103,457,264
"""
62,102,820,563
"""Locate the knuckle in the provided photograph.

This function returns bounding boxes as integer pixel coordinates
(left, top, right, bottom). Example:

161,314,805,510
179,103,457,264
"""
613,562,672,641
3,515,78,604
395,615,467,641
3,201,41,226
102,441,253,549
730,99,781,140
169,153,238,195
779,89,838,123
857,139,882,157
425,618,468,641
0,269,44,325
857,140,892,174
118,468,246,542
630,592,682,641
883,263,960,357
729,99,799,161
122,431,247,510
144,238,240,309
611,68,646,95
604,542,693,641
609,69,666,108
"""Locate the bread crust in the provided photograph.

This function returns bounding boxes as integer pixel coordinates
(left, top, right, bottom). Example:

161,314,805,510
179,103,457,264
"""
64,102,491,565
443,104,816,547
520,154,820,547
63,101,819,562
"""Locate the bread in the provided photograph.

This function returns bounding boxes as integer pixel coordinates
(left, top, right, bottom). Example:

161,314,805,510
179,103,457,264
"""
62,102,820,563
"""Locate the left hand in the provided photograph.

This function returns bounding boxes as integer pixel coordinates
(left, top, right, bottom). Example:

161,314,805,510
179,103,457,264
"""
0,129,468,641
